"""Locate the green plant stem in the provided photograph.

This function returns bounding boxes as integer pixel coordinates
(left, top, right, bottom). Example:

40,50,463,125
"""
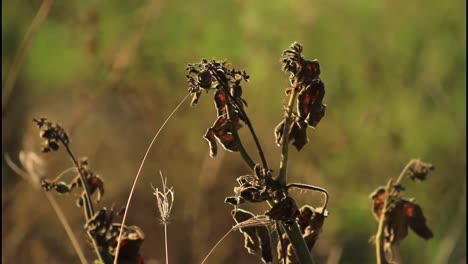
277,80,299,185
61,140,112,264
281,223,315,264
275,79,315,264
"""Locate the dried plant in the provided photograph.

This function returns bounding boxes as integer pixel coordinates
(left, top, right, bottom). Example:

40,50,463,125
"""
32,117,145,264
370,159,434,264
151,171,175,264
187,42,329,264
4,151,87,263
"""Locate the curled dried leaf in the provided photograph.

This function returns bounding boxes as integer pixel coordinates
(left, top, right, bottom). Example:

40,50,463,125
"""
232,209,272,263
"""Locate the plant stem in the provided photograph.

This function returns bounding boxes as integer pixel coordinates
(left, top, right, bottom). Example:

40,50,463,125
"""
235,105,269,170
114,94,189,264
277,80,299,185
375,179,393,264
61,140,111,263
164,223,169,264
61,141,95,219
286,183,329,210
272,79,314,264
395,159,418,184
280,222,314,264
375,159,417,264
210,70,256,170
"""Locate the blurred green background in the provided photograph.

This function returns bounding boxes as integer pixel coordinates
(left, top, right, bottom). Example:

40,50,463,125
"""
2,0,466,263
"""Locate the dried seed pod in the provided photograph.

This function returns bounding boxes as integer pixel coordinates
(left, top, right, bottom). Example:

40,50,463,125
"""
54,181,71,194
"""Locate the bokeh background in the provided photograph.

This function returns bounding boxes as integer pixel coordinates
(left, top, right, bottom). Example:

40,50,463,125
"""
2,0,466,263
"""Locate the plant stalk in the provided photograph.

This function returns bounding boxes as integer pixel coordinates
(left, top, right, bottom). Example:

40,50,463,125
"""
210,70,256,169
235,104,269,170
277,80,299,185
62,140,112,263
164,223,169,264
375,159,419,264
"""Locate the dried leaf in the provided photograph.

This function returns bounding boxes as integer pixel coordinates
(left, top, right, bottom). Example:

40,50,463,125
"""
214,90,227,116
404,201,433,240
369,186,386,220
232,209,272,263
203,128,218,157
290,120,308,151
274,119,286,146
190,91,202,106
266,196,299,222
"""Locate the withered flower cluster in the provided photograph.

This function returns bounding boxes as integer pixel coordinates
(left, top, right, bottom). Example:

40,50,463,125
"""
275,42,327,151
370,160,434,263
186,42,329,264
33,118,145,264
186,59,249,157
86,207,145,264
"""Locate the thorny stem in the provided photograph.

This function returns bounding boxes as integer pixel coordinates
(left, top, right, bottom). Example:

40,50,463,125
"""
210,70,256,169
375,159,418,264
277,80,299,185
61,140,111,263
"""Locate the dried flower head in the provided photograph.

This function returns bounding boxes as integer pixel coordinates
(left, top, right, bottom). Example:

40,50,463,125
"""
151,171,174,224
186,59,250,157
275,42,327,151
406,160,434,181
33,117,70,152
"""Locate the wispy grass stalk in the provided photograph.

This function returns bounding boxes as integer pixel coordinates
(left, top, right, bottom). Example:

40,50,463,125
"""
152,171,174,264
